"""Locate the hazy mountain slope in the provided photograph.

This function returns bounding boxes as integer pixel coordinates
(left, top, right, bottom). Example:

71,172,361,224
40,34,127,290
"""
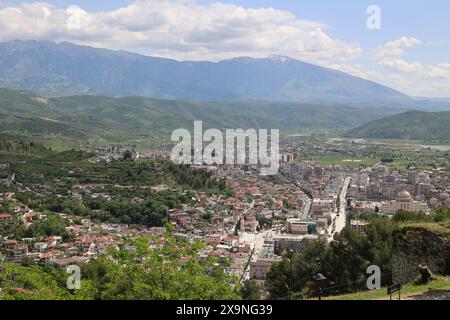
0,40,412,105
0,88,399,146
345,110,450,142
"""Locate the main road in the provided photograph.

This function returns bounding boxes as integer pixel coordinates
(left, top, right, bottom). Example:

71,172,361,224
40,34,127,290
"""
327,177,351,241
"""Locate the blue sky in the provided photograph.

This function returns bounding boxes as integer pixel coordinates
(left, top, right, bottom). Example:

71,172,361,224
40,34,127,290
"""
5,0,448,63
1,0,449,96
204,0,450,63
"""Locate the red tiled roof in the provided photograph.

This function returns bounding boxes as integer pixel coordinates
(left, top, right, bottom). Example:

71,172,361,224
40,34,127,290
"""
54,256,85,266
57,243,74,248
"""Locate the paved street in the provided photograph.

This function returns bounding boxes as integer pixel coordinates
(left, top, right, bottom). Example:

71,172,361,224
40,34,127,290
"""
327,177,351,241
300,197,311,219
240,229,273,281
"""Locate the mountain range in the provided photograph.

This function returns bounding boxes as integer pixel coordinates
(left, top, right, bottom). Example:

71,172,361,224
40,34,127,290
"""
1,40,449,147
0,40,415,106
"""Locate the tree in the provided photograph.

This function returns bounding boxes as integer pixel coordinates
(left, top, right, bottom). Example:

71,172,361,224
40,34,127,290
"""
307,223,317,235
326,227,369,294
0,264,73,300
240,280,261,300
393,210,417,222
83,236,241,300
123,150,133,161
267,229,370,298
364,217,398,285
26,213,70,240
234,219,241,236
0,219,27,240
266,257,292,300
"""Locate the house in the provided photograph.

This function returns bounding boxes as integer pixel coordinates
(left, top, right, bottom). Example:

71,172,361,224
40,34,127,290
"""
47,236,62,246
56,243,77,254
316,217,329,230
76,238,94,250
34,242,48,252
221,236,238,247
38,251,65,264
238,243,252,253
204,234,221,245
2,239,18,250
53,256,89,269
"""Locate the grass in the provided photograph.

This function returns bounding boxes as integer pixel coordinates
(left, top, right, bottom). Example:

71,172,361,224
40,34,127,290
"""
308,155,379,168
324,277,450,300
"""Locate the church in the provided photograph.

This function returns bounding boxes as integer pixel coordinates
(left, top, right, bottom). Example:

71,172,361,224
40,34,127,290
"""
381,190,430,215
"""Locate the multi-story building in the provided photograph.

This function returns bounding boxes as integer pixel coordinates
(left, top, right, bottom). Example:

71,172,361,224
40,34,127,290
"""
407,171,417,185
250,242,281,280
281,153,294,164
416,183,432,200
311,199,335,218
273,234,319,255
285,219,308,235
382,183,397,201
350,220,367,233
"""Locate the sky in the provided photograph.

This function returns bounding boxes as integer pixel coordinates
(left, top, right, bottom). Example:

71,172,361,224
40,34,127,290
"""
0,0,449,97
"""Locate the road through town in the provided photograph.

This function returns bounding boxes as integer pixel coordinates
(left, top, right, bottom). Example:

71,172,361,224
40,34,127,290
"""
328,177,351,241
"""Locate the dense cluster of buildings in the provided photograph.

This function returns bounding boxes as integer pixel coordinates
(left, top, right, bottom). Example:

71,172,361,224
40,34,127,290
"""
348,164,450,215
1,138,449,291
0,193,161,266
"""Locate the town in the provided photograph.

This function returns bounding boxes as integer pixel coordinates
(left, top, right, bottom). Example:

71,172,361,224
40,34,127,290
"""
1,135,448,298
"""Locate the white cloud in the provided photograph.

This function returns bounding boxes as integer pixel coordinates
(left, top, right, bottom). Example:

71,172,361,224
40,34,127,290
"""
326,37,450,97
0,2,449,97
372,37,450,97
0,0,362,64
329,63,384,82
375,37,423,72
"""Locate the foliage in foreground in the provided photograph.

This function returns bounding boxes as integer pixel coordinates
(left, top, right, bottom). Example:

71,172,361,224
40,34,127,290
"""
266,208,450,299
0,236,240,300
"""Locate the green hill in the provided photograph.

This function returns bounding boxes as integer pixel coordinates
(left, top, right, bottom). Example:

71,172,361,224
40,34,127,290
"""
345,110,450,142
0,88,398,148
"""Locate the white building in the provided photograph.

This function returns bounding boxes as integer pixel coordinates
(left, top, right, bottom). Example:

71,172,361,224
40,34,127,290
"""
381,190,429,215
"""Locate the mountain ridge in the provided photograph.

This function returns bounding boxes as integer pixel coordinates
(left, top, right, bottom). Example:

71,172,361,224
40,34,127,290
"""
0,40,412,105
0,87,401,147
345,110,450,142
